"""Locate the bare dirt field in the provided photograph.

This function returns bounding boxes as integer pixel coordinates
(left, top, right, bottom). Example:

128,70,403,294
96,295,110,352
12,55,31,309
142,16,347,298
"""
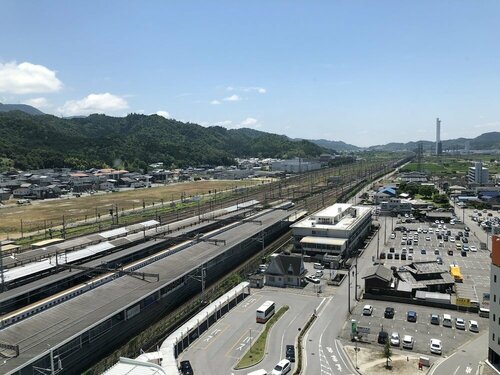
0,180,260,235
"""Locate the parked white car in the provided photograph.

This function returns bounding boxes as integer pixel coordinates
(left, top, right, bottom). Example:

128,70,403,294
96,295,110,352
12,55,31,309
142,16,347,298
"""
362,305,373,316
469,320,479,333
390,332,400,346
455,318,466,330
402,335,414,349
305,275,320,284
430,338,442,355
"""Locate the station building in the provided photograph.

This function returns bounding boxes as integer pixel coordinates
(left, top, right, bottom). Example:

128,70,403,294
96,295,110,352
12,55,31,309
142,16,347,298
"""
291,203,372,260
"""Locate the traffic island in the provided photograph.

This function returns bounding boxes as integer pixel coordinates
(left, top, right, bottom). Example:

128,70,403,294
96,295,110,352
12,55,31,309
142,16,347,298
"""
234,305,289,369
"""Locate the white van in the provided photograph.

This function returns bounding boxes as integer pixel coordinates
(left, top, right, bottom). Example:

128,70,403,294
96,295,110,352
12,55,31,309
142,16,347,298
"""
313,263,324,270
442,314,452,327
479,308,490,318
247,370,268,375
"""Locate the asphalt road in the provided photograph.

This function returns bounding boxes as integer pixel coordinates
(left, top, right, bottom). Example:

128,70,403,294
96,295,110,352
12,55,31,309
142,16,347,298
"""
302,194,388,374
429,331,488,375
179,290,318,374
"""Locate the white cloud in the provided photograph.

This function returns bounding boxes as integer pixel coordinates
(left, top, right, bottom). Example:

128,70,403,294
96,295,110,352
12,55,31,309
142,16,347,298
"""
226,86,266,94
243,86,266,94
223,94,242,102
0,61,63,94
210,100,221,105
22,97,51,109
240,117,258,126
215,120,233,126
58,93,128,116
212,117,260,129
156,110,171,118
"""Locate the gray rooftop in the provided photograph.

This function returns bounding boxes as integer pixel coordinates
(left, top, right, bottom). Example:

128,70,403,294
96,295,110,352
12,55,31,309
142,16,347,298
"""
0,209,290,374
363,264,393,282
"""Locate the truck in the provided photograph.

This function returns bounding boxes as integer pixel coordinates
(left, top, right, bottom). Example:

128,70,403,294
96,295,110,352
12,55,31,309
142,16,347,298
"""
449,265,464,283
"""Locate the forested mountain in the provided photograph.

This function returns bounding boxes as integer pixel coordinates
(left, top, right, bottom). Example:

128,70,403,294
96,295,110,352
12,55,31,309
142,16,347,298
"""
0,112,325,170
368,132,500,152
0,103,45,115
308,138,359,152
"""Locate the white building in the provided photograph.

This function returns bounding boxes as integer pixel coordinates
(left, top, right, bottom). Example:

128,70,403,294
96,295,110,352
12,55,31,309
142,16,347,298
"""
468,161,489,185
380,198,412,215
291,203,372,260
271,158,322,173
489,235,500,368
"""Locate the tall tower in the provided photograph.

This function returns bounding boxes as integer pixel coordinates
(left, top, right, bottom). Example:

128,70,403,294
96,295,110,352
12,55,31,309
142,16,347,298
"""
435,118,442,156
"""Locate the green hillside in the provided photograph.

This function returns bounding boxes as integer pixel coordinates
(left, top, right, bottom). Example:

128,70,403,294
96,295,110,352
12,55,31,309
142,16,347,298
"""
0,112,325,171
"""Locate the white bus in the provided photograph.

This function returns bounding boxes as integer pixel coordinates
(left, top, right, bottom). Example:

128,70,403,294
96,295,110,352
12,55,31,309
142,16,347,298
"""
256,300,275,323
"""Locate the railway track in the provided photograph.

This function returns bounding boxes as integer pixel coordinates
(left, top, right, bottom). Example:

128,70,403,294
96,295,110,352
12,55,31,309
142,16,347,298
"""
2,156,410,289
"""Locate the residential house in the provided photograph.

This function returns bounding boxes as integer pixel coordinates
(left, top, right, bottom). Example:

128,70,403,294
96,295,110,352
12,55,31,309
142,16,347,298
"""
264,254,307,288
13,183,33,198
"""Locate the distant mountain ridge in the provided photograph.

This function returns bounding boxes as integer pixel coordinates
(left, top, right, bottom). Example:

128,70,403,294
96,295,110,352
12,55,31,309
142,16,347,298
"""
368,132,500,151
1,102,498,153
307,138,360,152
0,103,45,115
0,111,326,171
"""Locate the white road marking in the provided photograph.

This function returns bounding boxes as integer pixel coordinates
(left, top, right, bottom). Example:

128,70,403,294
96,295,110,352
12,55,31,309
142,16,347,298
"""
453,366,461,375
334,339,351,373
466,366,472,374
318,345,334,374
281,307,302,357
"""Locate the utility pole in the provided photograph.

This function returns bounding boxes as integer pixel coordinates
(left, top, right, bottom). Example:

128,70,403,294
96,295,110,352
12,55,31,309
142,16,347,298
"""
348,266,351,313
377,227,380,259
355,254,359,301
384,215,387,245
0,242,4,292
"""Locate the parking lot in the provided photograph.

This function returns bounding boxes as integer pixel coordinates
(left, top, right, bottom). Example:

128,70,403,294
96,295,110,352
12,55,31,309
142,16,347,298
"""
341,299,487,357
380,220,491,304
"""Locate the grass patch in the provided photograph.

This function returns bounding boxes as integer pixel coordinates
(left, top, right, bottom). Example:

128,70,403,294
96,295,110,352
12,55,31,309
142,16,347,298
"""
293,313,317,375
235,305,289,369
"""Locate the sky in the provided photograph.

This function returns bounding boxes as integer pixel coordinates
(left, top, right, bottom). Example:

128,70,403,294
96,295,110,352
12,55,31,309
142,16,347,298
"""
1,1,500,147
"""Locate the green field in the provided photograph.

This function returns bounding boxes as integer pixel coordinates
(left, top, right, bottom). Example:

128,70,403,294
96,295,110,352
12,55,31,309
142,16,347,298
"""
400,155,500,176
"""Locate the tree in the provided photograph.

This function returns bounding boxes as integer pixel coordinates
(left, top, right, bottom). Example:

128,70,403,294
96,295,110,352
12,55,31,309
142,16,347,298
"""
384,340,392,369
432,193,449,204
419,185,437,198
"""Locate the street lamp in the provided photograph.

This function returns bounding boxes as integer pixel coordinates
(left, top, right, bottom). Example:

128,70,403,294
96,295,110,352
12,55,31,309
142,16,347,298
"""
355,336,359,369
347,267,351,313
377,229,380,260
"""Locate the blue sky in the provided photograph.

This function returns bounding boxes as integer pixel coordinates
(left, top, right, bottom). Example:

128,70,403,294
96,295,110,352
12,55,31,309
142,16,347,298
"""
1,1,499,147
